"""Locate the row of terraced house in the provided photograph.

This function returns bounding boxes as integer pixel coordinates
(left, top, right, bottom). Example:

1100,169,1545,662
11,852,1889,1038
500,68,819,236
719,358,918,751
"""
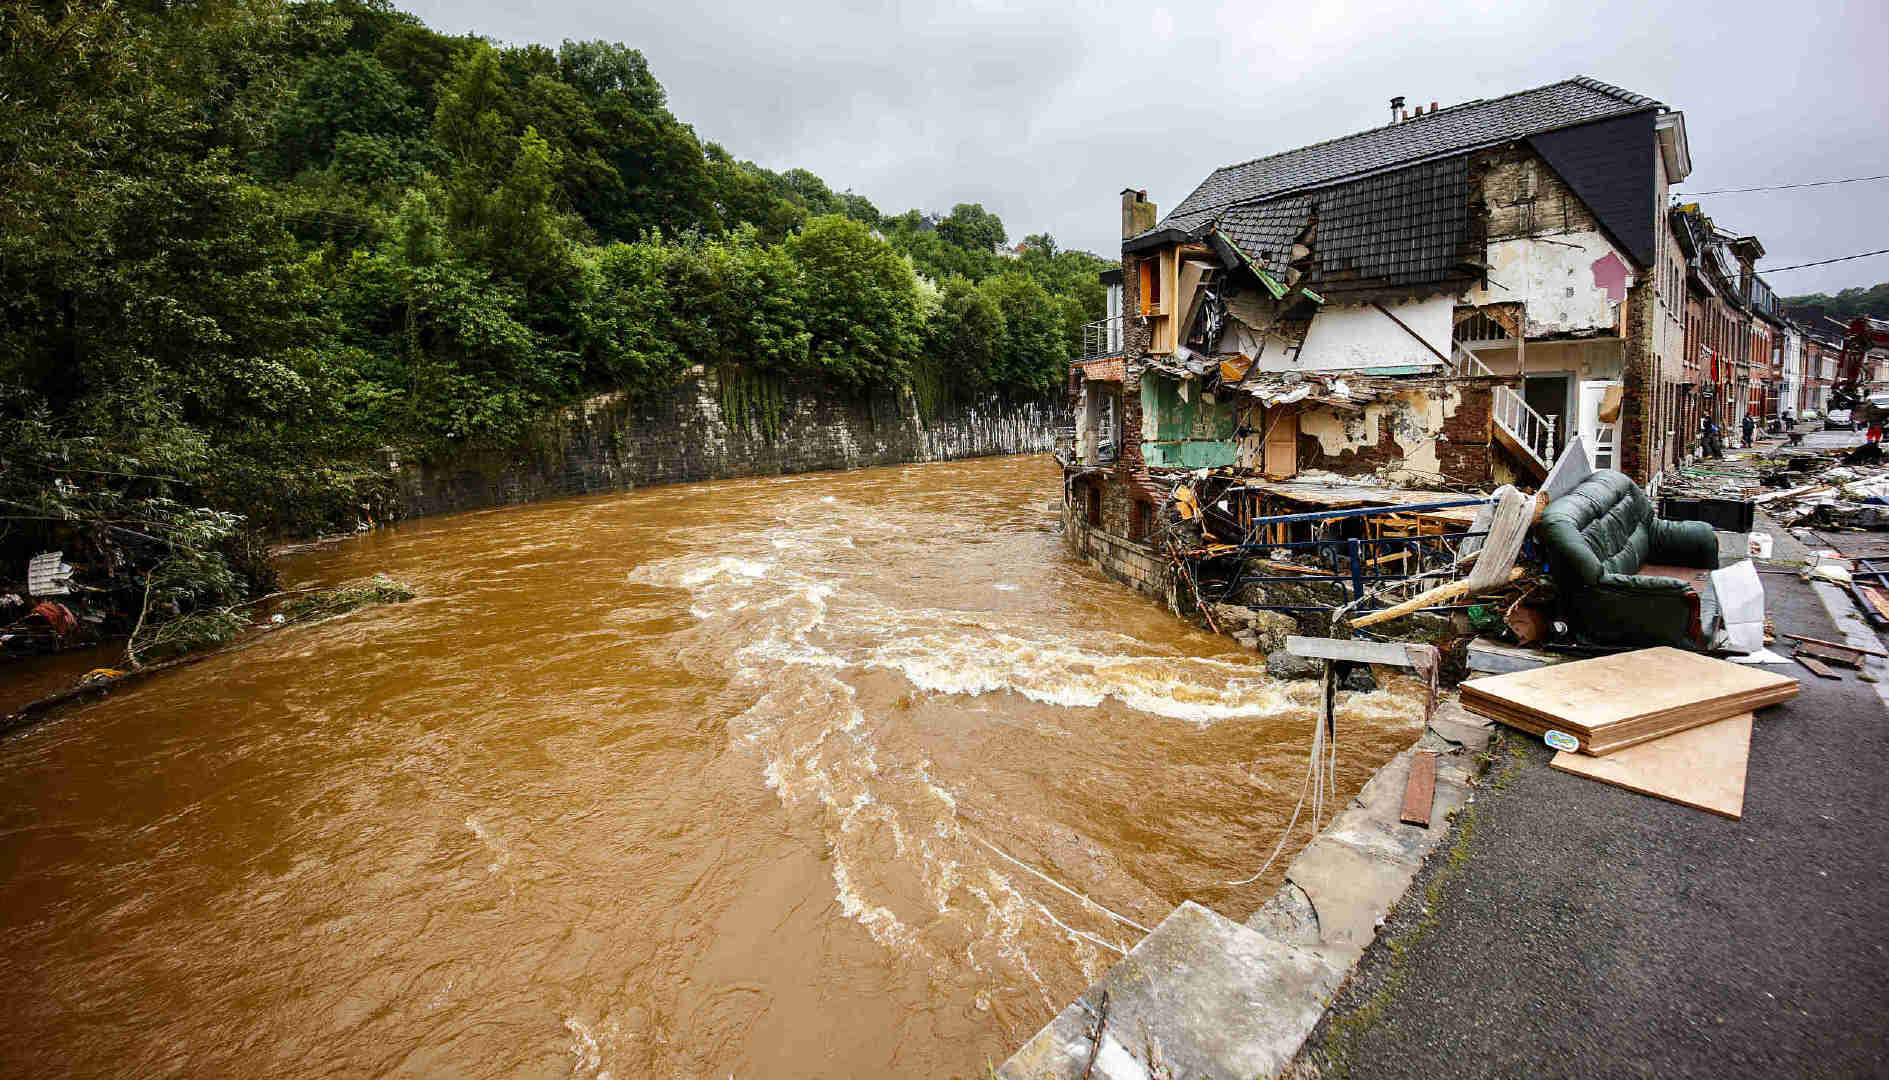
1672,205,1885,437
1059,75,1856,601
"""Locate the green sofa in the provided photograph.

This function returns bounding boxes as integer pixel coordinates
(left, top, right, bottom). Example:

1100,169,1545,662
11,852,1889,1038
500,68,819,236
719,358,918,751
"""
1535,470,1721,650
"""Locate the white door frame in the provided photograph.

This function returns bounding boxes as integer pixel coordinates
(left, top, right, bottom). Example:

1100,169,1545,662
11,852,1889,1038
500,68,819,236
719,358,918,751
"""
1578,379,1623,471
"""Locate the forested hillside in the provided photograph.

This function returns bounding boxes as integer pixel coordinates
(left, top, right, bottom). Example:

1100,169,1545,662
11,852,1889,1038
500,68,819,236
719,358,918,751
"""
0,0,1110,657
1783,283,1889,322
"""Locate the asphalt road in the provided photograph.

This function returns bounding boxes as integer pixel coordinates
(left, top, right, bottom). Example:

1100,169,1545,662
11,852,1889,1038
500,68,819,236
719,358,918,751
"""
1293,569,1889,1079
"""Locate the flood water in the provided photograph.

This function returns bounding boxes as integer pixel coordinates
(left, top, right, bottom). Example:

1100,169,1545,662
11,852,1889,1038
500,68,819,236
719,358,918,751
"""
0,454,1425,1078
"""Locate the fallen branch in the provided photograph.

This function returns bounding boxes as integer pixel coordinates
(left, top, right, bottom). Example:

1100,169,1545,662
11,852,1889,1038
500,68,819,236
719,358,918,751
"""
1081,990,1111,1080
1349,566,1526,628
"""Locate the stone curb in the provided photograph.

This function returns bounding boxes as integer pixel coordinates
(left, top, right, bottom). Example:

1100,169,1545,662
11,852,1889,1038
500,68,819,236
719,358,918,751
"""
999,696,1494,1079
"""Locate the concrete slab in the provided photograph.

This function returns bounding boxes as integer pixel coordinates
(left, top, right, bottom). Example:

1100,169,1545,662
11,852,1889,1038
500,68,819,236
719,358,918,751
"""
997,901,1346,1080
1279,833,1421,960
1466,638,1568,674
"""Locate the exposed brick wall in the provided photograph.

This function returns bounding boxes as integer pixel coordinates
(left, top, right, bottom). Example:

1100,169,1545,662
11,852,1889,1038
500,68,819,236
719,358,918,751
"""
1479,145,1602,241
392,372,1062,519
1296,386,1495,488
1438,383,1496,485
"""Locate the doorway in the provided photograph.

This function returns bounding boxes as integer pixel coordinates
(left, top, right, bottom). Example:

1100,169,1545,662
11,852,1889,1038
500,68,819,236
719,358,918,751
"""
1523,373,1572,462
1578,379,1622,472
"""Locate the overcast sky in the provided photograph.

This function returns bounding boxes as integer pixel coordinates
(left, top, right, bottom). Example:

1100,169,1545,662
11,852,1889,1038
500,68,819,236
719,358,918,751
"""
410,0,1887,297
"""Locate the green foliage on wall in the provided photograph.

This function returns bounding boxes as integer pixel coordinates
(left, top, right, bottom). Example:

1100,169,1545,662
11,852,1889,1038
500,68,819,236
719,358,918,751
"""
0,0,1114,651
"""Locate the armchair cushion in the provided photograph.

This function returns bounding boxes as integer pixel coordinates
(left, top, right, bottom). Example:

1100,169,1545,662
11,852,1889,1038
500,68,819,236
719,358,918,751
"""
1534,469,1721,649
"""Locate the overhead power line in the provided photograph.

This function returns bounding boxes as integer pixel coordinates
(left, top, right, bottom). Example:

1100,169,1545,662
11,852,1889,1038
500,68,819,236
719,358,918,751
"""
1674,173,1889,196
1761,248,1889,273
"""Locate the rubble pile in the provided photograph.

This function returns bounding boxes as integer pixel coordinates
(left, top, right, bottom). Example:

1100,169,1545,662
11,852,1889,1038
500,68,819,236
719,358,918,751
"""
1753,454,1889,530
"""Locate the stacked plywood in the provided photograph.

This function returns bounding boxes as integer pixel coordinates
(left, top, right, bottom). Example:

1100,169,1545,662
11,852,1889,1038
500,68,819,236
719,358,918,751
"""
1549,713,1752,819
1459,647,1798,755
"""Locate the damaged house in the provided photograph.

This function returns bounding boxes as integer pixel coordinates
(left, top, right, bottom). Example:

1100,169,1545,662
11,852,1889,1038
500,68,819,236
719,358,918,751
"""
1063,77,1694,610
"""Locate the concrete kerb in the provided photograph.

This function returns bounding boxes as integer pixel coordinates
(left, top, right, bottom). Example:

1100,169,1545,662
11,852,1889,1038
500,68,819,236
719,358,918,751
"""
998,695,1495,1079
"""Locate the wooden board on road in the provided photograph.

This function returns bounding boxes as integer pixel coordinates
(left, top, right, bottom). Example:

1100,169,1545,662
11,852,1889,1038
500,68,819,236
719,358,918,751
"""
1401,751,1438,827
1550,712,1752,819
1460,647,1797,755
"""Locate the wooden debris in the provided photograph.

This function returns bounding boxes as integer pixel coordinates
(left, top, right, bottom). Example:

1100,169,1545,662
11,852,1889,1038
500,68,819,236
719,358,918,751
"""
1081,989,1110,1080
1550,712,1752,819
1795,654,1841,680
1351,567,1525,628
1862,585,1889,623
1401,751,1438,827
1781,632,1888,658
1459,647,1799,755
1793,640,1864,669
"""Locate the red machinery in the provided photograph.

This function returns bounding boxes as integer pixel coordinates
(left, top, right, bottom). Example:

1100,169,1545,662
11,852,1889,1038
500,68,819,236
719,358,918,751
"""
1829,315,1889,437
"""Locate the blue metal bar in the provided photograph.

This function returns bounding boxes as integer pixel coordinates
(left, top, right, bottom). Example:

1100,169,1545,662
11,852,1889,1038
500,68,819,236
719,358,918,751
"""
1242,496,1492,528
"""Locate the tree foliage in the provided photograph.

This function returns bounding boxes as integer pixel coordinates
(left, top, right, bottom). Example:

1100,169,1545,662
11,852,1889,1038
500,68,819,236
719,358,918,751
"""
0,0,1113,656
1783,282,1889,322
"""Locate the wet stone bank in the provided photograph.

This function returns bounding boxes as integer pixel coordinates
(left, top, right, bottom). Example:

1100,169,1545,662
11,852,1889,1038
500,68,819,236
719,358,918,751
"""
389,370,1061,519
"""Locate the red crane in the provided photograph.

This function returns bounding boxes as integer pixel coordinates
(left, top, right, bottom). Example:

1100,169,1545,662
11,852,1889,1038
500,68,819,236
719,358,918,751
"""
1829,315,1889,438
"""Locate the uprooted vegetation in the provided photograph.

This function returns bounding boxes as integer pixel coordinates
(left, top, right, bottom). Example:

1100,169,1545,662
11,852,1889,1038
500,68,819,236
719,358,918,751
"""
123,575,416,668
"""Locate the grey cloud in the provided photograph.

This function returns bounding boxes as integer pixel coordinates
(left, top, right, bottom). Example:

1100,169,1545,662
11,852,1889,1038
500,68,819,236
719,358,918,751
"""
413,0,1888,292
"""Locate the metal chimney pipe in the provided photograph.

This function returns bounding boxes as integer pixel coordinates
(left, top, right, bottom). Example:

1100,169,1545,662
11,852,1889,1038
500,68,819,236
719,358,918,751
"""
1390,95,1406,123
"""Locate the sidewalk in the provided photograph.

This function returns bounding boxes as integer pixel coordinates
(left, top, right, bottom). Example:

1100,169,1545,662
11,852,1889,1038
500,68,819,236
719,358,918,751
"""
1292,565,1889,1078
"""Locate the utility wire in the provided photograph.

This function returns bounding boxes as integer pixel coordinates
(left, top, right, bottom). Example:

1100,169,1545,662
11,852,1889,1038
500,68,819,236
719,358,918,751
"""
1674,173,1889,196
1761,248,1889,273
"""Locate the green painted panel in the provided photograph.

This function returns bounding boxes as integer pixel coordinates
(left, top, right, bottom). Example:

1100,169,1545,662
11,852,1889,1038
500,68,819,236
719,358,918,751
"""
1139,372,1237,468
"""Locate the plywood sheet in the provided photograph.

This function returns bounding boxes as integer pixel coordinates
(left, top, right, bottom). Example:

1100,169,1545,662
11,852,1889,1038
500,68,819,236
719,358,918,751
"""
1550,713,1751,819
1460,647,1796,753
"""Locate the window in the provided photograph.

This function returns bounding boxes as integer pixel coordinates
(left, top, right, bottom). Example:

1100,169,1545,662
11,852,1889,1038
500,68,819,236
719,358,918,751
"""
1138,256,1162,315
1130,500,1152,542
1086,482,1102,527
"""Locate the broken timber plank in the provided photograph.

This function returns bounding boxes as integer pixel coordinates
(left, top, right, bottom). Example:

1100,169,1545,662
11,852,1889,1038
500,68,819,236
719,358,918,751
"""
1781,633,1887,658
1795,654,1841,680
1350,567,1526,629
1401,751,1438,827
1794,641,1863,669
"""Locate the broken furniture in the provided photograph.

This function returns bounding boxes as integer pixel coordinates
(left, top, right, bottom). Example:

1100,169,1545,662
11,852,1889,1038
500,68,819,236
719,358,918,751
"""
1535,470,1720,650
1459,646,1798,755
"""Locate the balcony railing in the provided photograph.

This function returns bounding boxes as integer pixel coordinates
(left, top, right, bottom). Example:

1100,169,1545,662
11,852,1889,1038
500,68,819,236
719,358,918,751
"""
1452,344,1558,476
1080,316,1124,362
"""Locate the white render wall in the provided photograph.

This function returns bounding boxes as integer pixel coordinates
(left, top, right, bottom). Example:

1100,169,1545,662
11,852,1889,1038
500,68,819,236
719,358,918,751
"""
1465,230,1635,336
1287,296,1453,372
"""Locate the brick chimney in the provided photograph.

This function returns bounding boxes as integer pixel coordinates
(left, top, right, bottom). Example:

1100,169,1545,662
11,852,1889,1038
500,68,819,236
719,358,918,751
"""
1122,188,1157,239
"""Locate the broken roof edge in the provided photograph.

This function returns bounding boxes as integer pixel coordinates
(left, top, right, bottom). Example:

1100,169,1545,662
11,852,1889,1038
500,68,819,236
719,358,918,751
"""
1122,224,1203,254
1198,75,1663,183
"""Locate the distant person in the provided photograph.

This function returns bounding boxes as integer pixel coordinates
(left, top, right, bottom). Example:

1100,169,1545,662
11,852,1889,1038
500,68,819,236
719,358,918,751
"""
1702,415,1724,459
1741,412,1755,447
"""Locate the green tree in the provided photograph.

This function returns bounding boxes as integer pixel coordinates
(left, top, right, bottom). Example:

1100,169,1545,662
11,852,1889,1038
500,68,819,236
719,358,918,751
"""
925,276,1004,393
936,202,1006,253
270,51,426,176
788,216,922,389
979,273,1066,394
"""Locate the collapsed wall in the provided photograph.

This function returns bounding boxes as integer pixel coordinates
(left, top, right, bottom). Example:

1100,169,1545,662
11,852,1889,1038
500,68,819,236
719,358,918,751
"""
388,370,1061,519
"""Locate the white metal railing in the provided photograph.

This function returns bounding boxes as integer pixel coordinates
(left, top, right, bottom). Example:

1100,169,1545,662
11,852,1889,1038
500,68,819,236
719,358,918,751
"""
1453,343,1556,472
1080,316,1124,362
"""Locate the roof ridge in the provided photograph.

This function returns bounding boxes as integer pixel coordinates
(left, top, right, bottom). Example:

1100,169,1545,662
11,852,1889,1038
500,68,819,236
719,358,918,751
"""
1200,76,1598,180
1568,75,1664,109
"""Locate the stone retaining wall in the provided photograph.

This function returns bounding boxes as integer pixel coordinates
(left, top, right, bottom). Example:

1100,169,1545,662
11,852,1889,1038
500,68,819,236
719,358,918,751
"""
388,371,1061,519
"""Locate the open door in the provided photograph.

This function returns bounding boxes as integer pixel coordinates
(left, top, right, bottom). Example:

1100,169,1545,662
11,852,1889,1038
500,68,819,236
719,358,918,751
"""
1264,408,1299,479
1578,380,1622,472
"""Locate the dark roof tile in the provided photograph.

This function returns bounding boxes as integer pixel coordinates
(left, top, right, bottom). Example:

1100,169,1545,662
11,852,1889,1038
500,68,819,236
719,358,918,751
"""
1146,76,1661,238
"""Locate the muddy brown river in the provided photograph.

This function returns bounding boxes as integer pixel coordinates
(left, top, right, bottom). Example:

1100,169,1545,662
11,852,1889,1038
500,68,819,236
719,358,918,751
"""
0,454,1423,1078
